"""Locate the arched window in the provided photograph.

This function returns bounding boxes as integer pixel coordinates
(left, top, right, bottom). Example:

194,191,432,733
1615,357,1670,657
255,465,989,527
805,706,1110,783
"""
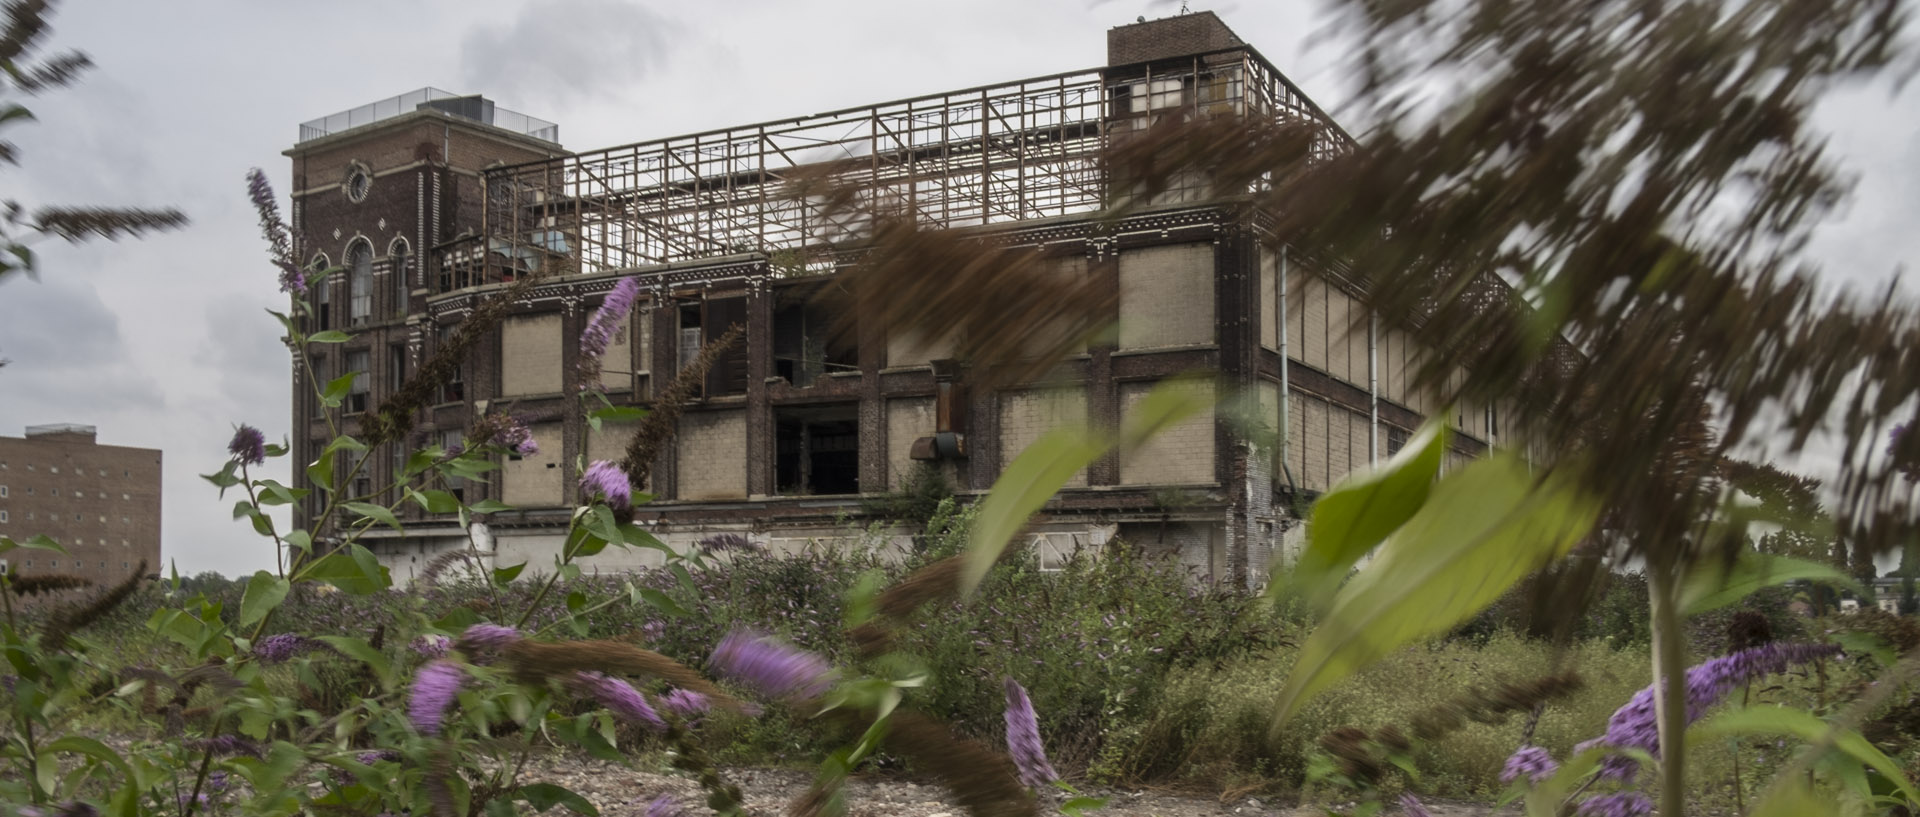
309,253,331,329
389,237,411,317
347,239,373,325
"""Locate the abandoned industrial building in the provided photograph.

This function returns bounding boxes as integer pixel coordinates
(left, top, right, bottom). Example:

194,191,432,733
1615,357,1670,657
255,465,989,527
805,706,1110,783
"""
285,12,1501,588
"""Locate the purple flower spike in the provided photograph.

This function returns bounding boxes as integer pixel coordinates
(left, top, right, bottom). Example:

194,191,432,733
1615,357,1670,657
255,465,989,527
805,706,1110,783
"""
247,168,305,294
228,425,267,466
1398,793,1434,817
579,460,633,512
1574,792,1652,817
662,688,710,718
1500,744,1558,784
578,276,642,391
462,623,522,651
408,659,466,735
472,411,538,457
1002,677,1058,789
708,628,833,700
411,634,453,658
574,671,666,731
252,633,313,665
643,794,685,817
1583,642,1841,781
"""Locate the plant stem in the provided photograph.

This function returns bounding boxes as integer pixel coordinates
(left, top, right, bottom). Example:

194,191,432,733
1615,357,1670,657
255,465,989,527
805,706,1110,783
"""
1649,561,1689,817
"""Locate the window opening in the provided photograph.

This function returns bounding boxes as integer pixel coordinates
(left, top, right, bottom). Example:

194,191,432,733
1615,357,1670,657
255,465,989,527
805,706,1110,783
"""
345,350,370,414
438,325,464,403
310,254,331,329
390,239,411,317
348,240,373,325
772,287,857,388
775,404,861,496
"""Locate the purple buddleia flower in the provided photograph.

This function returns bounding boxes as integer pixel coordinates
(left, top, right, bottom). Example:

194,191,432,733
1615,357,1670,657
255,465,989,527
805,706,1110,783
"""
1500,744,1558,784
246,168,304,294
1398,793,1434,817
357,750,400,765
227,425,266,466
252,633,314,665
1574,792,1652,817
461,623,522,651
579,460,633,512
574,671,666,732
411,634,453,658
408,659,466,735
471,412,538,457
205,772,228,793
1002,676,1058,789
708,628,834,700
1584,642,1841,781
643,794,685,817
577,276,642,391
662,688,711,719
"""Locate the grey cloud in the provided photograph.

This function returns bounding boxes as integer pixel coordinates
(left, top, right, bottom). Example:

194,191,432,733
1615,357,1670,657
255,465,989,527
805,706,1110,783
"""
190,292,292,415
0,274,164,418
460,0,682,107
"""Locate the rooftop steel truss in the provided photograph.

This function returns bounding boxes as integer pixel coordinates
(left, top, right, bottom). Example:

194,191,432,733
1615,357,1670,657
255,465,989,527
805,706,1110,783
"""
478,47,1351,282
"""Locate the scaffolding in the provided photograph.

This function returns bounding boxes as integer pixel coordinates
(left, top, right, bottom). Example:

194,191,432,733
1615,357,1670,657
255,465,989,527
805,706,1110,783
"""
476,47,1350,285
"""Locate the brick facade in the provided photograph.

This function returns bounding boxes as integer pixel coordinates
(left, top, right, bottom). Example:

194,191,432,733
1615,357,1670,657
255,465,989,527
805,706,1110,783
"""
0,426,160,583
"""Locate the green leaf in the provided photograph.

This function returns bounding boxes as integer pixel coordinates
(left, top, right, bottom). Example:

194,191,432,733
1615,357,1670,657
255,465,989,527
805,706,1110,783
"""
962,426,1109,597
405,447,445,477
301,544,392,594
45,735,131,782
493,562,527,585
1681,552,1867,615
636,588,690,619
253,479,307,507
1060,796,1110,817
468,499,514,513
342,501,402,531
1273,452,1599,726
321,372,358,407
1746,780,1832,817
1694,705,1920,805
959,377,1211,598
514,782,595,813
307,330,353,343
238,571,290,626
315,635,394,691
0,534,67,556
284,529,312,555
1285,420,1449,609
306,453,335,493
412,489,461,514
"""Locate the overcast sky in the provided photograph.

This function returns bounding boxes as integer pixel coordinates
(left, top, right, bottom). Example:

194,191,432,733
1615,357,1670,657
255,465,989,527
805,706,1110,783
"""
0,0,1911,577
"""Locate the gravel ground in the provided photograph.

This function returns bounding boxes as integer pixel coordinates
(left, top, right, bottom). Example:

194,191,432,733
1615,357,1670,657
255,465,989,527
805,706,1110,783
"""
520,754,1504,817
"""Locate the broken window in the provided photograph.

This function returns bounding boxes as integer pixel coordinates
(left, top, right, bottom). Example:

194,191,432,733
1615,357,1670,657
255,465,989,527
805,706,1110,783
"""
345,350,370,414
676,296,749,397
437,324,464,404
772,287,858,388
775,405,860,496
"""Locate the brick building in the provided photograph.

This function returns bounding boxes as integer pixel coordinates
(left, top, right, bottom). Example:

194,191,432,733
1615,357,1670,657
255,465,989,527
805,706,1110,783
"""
0,424,162,582
287,13,1501,587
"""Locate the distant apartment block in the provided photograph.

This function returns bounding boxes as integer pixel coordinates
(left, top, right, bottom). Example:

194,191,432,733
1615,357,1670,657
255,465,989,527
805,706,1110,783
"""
0,424,161,582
